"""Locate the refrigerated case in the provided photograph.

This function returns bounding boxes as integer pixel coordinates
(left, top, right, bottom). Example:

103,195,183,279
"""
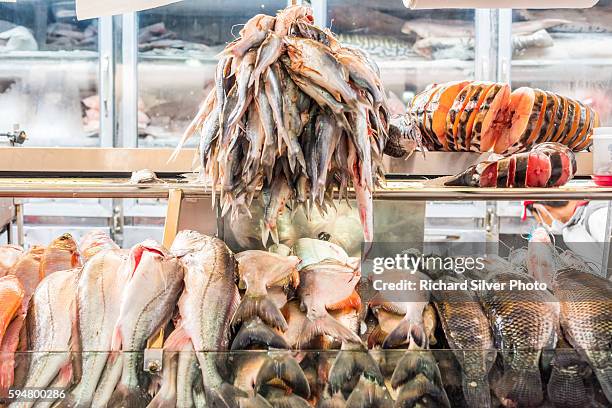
0,0,610,247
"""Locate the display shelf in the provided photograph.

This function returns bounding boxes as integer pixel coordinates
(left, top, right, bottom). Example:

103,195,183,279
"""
0,178,608,201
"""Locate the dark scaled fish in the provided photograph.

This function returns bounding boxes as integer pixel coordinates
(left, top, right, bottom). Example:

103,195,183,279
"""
478,271,559,407
552,268,612,405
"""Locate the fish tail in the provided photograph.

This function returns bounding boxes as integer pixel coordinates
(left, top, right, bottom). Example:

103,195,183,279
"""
382,319,427,350
52,393,89,408
498,367,543,407
328,350,383,393
108,383,151,408
367,326,387,349
462,375,492,408
231,296,288,332
231,318,289,350
204,383,247,408
256,355,310,399
395,374,450,408
345,375,392,408
593,367,612,403
296,313,362,348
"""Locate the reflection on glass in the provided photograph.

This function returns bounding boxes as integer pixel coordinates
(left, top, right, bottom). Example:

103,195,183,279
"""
0,1,99,146
137,0,286,147
512,1,612,125
327,0,475,110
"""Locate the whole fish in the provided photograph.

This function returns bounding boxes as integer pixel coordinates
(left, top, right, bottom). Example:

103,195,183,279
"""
312,113,342,205
172,230,243,408
78,230,120,262
59,249,129,408
108,241,185,407
347,136,374,248
10,269,77,408
0,276,24,345
226,50,257,128
335,48,383,109
479,271,559,407
6,246,44,313
224,14,276,58
283,37,357,105
243,102,266,183
297,259,362,347
39,233,81,276
0,245,23,277
255,82,277,182
264,63,291,156
231,250,300,332
552,268,612,404
433,278,495,408
250,33,283,93
280,66,307,171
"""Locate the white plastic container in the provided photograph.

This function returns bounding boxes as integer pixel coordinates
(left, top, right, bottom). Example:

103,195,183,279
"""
592,127,612,176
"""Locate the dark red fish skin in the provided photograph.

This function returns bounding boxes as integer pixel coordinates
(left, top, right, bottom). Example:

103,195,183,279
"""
445,142,575,188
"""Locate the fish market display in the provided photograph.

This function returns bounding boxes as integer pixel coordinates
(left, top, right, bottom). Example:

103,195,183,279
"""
445,142,577,188
176,5,397,245
410,81,598,153
0,231,610,407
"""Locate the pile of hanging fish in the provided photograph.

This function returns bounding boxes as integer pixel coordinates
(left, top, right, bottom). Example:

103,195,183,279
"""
410,80,599,154
1,228,610,408
173,5,422,245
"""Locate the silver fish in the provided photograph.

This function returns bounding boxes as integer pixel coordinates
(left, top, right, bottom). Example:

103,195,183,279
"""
226,50,257,128
59,249,129,408
108,241,184,407
10,269,78,408
172,230,243,408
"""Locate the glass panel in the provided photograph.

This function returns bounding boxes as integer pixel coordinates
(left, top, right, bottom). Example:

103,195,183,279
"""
511,2,612,128
0,1,100,146
137,0,286,147
326,0,475,109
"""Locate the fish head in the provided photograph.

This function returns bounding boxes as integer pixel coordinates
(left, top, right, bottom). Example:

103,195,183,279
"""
50,233,81,267
127,240,169,280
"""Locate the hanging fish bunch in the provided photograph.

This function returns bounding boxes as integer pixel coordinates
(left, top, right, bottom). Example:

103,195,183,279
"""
176,5,404,245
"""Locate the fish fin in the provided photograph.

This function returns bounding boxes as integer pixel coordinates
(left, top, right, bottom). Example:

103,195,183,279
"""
269,225,280,245
345,375,392,408
256,354,310,399
593,366,612,404
326,290,361,311
204,383,247,408
108,383,151,408
163,325,191,352
496,368,543,407
329,350,384,393
383,320,426,350
56,361,74,388
231,319,289,350
367,326,388,349
260,220,270,246
462,376,492,408
110,324,122,352
146,385,176,408
297,313,362,348
395,374,450,408
231,296,288,333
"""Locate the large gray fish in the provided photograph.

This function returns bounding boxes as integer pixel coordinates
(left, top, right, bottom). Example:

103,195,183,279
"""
108,241,185,408
433,278,495,408
552,268,612,404
58,249,129,408
479,271,559,407
172,230,243,408
9,269,78,408
312,113,341,204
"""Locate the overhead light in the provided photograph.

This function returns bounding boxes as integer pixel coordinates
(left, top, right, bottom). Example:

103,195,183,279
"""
405,0,599,9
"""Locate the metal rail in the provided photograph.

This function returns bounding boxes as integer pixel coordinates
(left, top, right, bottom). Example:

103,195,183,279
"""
0,179,610,201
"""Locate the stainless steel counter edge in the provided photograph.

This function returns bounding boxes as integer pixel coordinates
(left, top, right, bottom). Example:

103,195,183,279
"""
0,179,611,200
0,148,593,177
